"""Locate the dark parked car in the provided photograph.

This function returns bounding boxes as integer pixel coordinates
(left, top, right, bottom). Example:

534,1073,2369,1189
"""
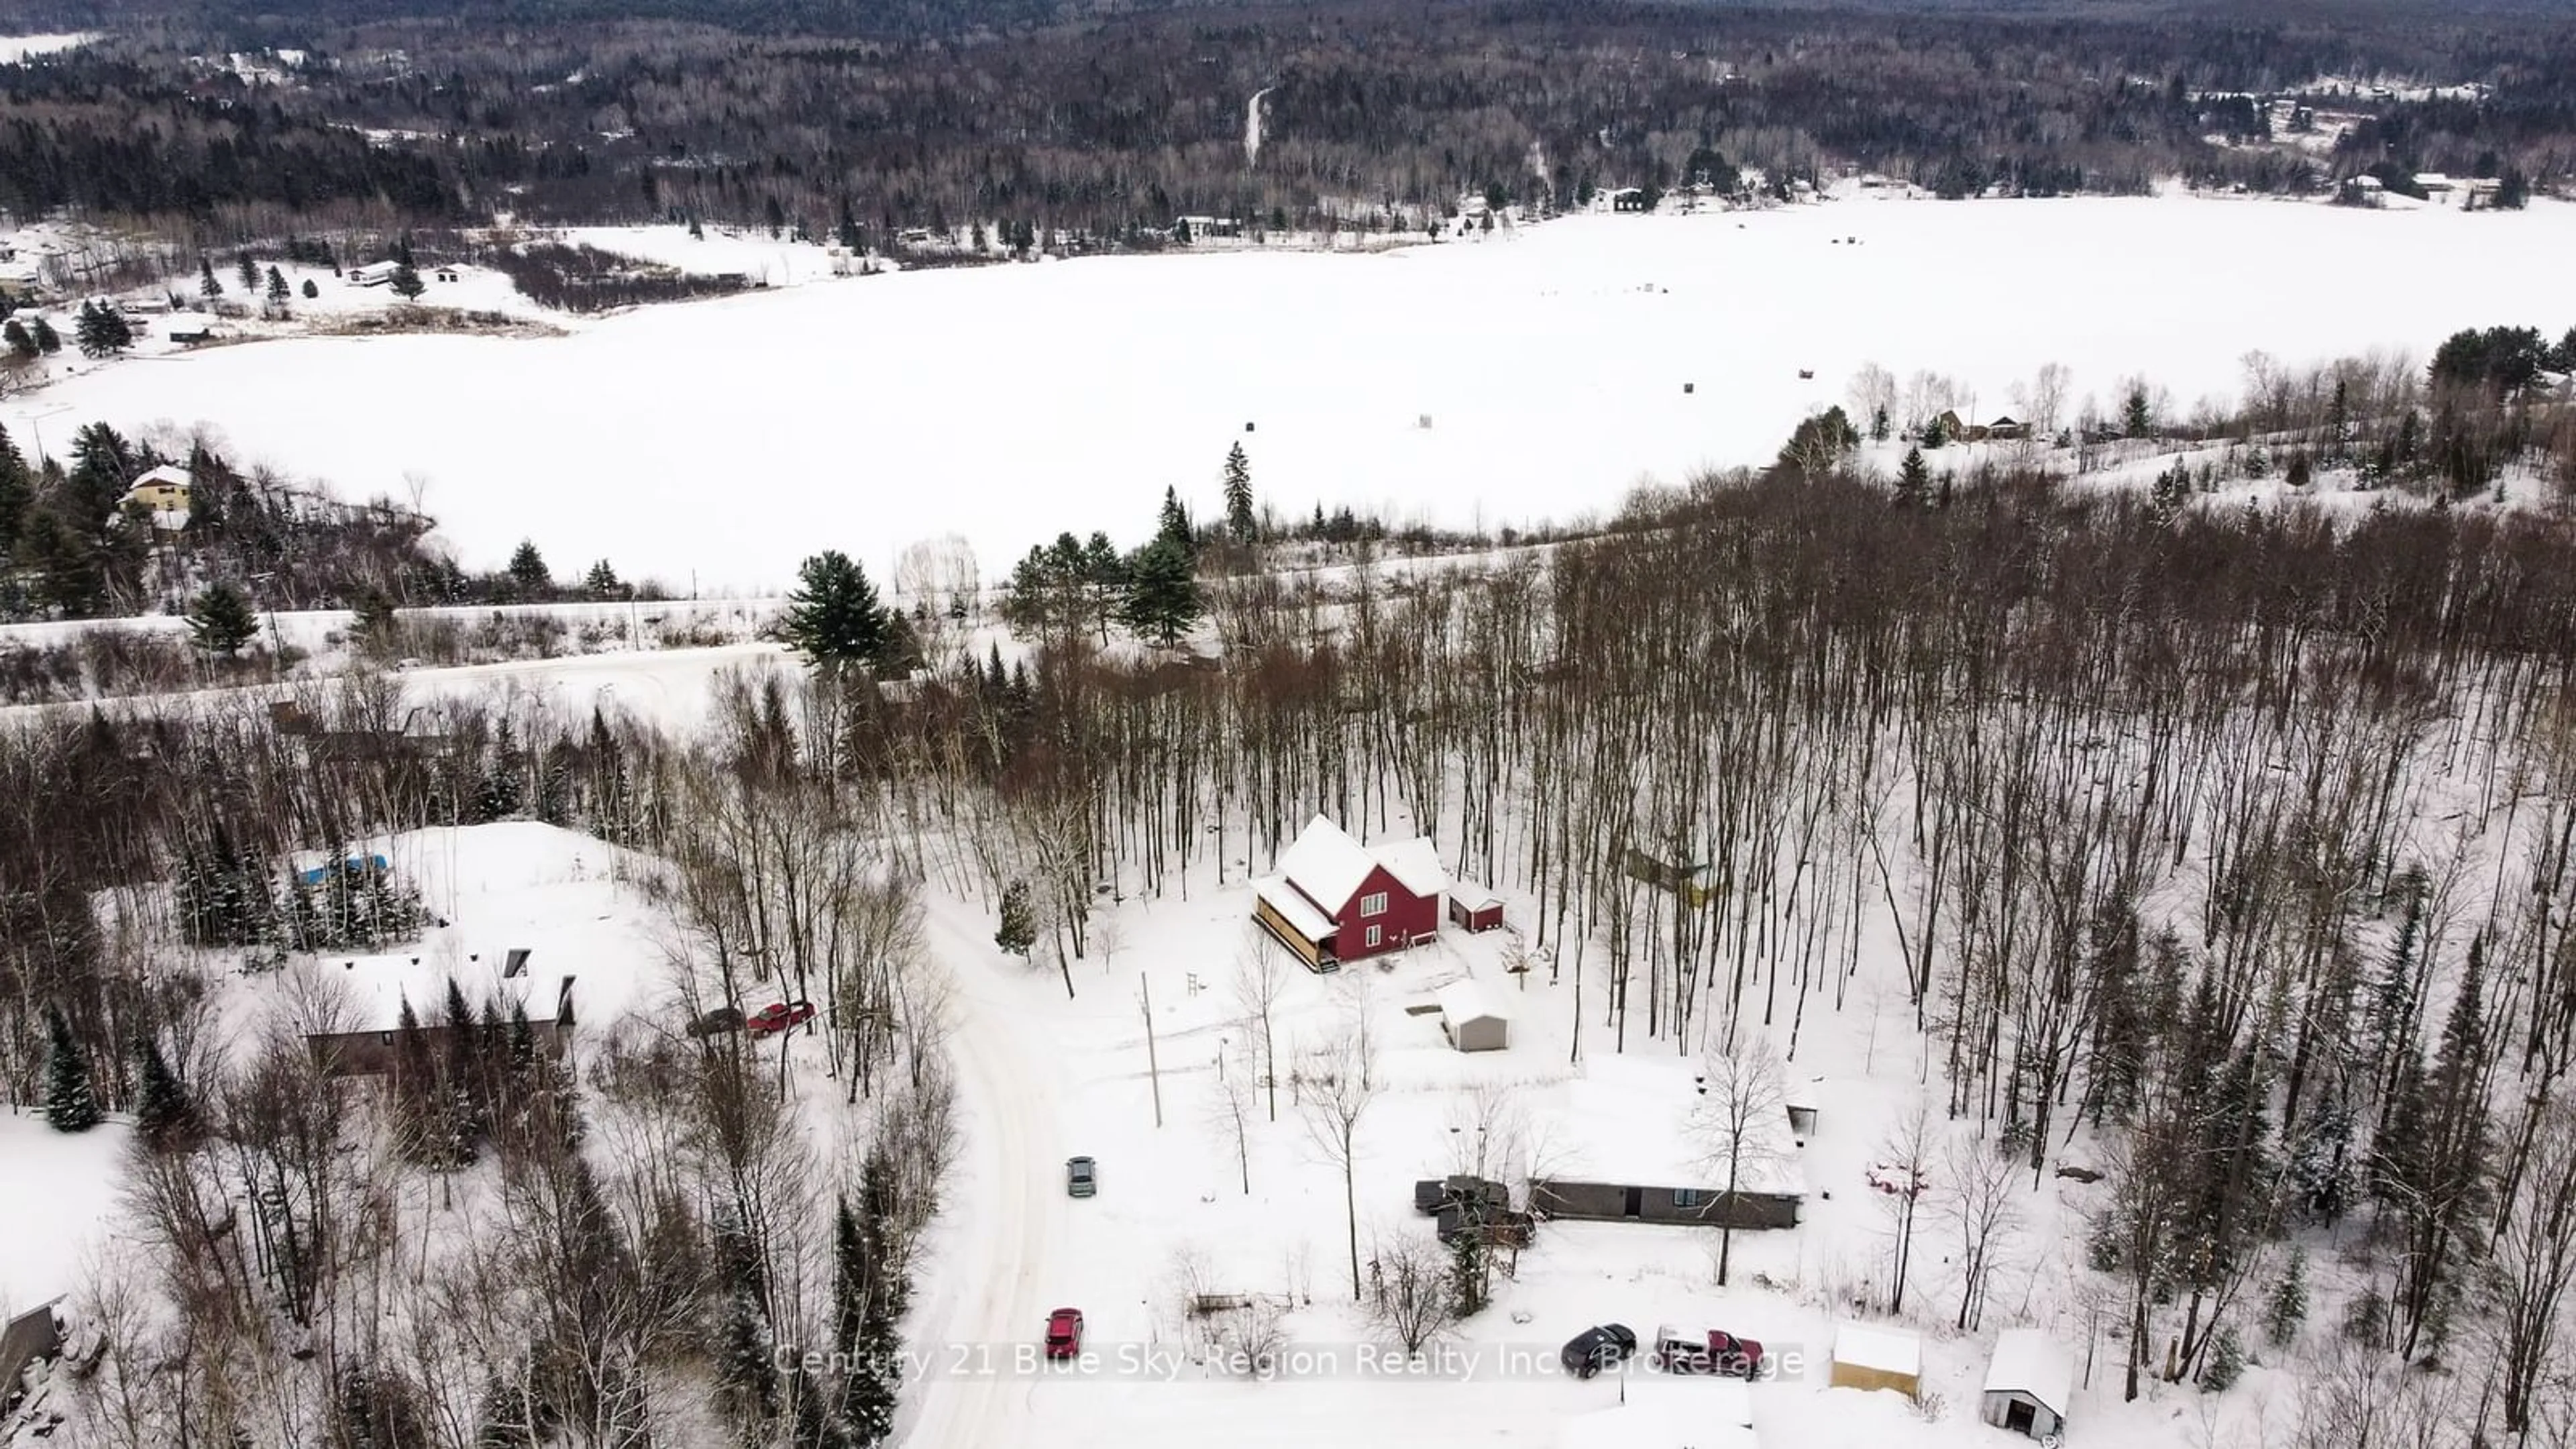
1413,1175,1509,1215
687,1006,746,1038
1067,1156,1097,1197
1560,1324,1638,1379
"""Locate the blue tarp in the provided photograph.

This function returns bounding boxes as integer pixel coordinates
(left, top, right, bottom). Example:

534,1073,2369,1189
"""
298,854,390,885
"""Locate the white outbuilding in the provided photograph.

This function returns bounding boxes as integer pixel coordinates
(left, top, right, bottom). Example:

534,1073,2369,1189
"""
1981,1328,2075,1439
1434,977,1511,1053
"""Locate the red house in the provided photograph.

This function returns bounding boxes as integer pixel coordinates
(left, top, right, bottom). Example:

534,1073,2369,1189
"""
1254,816,1446,972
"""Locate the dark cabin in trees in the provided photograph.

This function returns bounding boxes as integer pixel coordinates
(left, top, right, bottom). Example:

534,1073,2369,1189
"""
305,947,574,1077
1253,815,1446,972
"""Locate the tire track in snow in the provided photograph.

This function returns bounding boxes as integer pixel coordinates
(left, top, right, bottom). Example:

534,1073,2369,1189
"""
896,904,1069,1449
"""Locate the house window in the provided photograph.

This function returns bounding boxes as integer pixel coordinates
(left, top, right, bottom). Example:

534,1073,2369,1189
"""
1366,924,1383,949
1361,891,1389,918
379,1032,394,1046
1674,1188,1705,1209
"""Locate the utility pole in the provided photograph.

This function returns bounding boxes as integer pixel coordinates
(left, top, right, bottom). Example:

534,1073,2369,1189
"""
1140,975,1164,1128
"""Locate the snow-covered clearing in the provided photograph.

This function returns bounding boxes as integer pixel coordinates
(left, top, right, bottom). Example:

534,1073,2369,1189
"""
0,34,94,64
0,1115,127,1314
9,196,2574,591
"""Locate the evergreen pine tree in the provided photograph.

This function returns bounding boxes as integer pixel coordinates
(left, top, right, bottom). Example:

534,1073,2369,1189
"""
782,550,894,678
266,265,289,301
42,1002,101,1133
1080,531,1129,644
1155,484,1193,554
199,256,223,299
1122,538,1203,647
1870,405,1890,441
2199,1327,2245,1392
132,1031,199,1150
1449,1229,1488,1314
234,254,258,292
30,315,59,353
507,539,551,597
74,301,131,358
301,278,319,300
583,559,623,598
3,318,33,358
713,1211,782,1428
2265,1249,2309,1346
1895,446,1930,505
388,262,426,301
995,880,1036,956
2123,386,2153,439
1222,443,1256,543
188,582,260,657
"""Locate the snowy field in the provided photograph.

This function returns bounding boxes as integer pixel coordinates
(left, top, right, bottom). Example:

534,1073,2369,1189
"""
9,195,2574,592
0,34,93,64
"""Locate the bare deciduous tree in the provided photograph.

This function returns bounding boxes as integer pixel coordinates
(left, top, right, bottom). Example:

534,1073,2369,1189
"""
1687,1040,1787,1287
1941,1129,2024,1331
1365,1233,1460,1356
1298,1035,1378,1301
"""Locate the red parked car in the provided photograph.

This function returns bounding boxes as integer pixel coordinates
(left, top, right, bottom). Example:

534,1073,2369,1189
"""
1651,1325,1767,1377
1044,1307,1085,1359
746,1000,817,1036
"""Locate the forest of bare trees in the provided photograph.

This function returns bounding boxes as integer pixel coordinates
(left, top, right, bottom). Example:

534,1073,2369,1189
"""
9,428,2576,1435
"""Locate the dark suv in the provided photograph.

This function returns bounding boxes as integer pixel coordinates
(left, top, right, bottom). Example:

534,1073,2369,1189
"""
1560,1323,1638,1379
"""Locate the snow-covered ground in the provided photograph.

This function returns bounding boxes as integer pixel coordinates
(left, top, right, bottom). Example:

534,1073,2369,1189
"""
0,34,95,64
9,195,2573,592
0,1114,127,1318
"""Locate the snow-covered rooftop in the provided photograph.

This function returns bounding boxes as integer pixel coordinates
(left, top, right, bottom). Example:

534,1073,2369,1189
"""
317,943,571,1034
1833,1322,1922,1377
1277,816,1380,916
1434,976,1509,1026
1373,836,1447,898
1984,1328,2075,1415
1558,1053,1805,1194
0,1115,127,1313
1276,816,1450,916
1254,876,1336,942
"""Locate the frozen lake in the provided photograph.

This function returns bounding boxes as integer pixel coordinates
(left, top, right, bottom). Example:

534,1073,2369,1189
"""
15,195,2575,591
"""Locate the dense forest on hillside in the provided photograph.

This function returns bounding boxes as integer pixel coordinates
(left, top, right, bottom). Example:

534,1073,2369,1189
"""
12,423,2576,1435
0,3,2571,247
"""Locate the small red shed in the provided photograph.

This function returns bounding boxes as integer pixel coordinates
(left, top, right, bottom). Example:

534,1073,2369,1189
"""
1448,893,1505,932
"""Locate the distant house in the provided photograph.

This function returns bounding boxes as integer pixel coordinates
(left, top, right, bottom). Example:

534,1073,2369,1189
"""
1608,186,1650,213
1985,415,2031,440
1829,1323,1923,1399
347,261,400,286
1252,815,1446,972
1982,1329,2075,1439
121,464,193,513
1172,215,1242,241
433,266,460,282
166,321,213,344
2414,172,2455,193
1434,977,1511,1052
305,946,574,1077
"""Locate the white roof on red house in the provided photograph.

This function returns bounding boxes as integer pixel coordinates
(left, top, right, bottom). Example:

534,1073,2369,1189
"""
1254,877,1337,943
1373,836,1448,898
1275,815,1448,916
